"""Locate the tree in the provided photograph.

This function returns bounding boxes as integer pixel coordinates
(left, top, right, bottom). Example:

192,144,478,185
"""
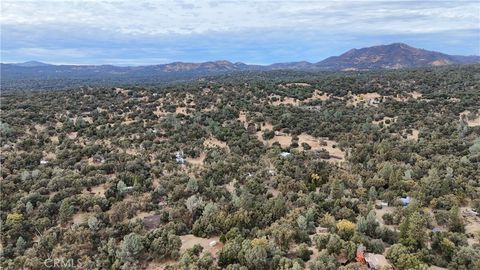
186,195,204,214
239,238,270,270
88,216,99,231
151,232,181,260
447,206,465,233
336,219,355,240
15,236,27,254
310,250,338,270
396,253,428,270
59,199,74,225
296,243,312,261
25,202,34,214
357,210,379,238
368,186,377,201
118,233,144,263
219,238,243,267
449,246,480,270
117,180,127,193
399,212,427,249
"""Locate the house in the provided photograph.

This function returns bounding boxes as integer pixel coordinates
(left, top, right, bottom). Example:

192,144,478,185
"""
175,151,186,164
399,196,411,206
40,160,49,165
280,152,291,157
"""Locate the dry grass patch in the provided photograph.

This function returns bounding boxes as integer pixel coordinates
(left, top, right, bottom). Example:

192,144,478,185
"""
67,132,78,139
238,111,247,124
302,90,331,103
186,152,206,166
461,207,480,237
34,124,47,132
179,235,223,257
72,212,90,225
460,110,480,127
225,180,237,194
175,107,190,115
43,152,56,160
298,134,345,161
285,82,311,87
126,148,140,155
145,260,176,270
154,106,167,117
258,133,292,147
129,211,156,222
83,116,93,124
402,129,419,141
204,137,228,149
115,87,130,95
84,184,108,197
372,116,397,126
319,140,345,161
348,92,382,107
374,201,396,227
271,96,299,106
393,91,423,101
50,136,59,144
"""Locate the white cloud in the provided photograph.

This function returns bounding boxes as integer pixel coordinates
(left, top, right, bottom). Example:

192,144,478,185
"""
2,0,478,36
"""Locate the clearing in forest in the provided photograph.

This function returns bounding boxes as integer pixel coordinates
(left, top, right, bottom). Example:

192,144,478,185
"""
269,95,300,106
460,110,480,127
179,235,223,257
204,137,228,149
372,116,397,126
186,152,207,166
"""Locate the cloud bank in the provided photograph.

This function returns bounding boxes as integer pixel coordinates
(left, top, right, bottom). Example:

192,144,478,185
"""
2,0,479,65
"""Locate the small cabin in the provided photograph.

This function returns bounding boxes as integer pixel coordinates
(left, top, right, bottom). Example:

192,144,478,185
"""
399,196,411,206
175,151,186,164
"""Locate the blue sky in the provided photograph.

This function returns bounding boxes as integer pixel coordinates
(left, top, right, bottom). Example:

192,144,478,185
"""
1,0,479,65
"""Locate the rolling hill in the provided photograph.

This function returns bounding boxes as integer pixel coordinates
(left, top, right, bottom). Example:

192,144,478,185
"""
2,43,478,90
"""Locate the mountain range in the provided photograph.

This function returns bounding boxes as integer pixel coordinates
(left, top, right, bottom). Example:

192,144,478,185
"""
2,43,479,90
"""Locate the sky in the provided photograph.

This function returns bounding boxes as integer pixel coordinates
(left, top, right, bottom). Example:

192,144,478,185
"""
1,0,479,65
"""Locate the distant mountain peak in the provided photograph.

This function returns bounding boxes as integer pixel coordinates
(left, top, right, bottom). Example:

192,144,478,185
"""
12,61,52,67
316,42,478,70
2,43,479,82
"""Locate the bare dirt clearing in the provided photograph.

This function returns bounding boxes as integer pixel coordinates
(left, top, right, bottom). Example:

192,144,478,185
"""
460,110,480,127
204,137,228,149
372,116,397,126
186,152,206,166
303,90,331,102
179,235,223,257
72,212,90,225
270,95,300,106
348,92,382,107
84,184,107,197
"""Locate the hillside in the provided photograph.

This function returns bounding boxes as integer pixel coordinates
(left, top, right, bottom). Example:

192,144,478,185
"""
2,43,479,91
317,43,480,70
1,66,479,269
